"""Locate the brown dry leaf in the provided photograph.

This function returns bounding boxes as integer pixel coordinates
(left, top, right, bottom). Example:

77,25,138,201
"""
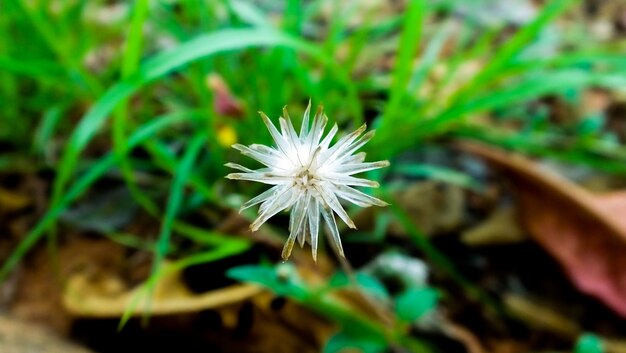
458,141,626,318
461,207,526,246
604,338,626,353
10,237,126,334
439,317,488,353
0,314,95,353
0,188,30,212
63,262,262,318
389,181,465,237
503,294,580,338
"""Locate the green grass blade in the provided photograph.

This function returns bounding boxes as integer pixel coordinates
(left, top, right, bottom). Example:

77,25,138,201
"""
0,112,196,282
51,28,325,210
171,241,251,270
408,20,455,93
140,133,206,323
33,104,65,157
438,70,626,127
151,133,206,279
454,0,578,99
113,0,158,216
383,0,426,121
172,222,250,247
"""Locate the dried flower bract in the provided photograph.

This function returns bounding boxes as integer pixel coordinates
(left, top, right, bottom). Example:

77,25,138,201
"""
226,102,389,260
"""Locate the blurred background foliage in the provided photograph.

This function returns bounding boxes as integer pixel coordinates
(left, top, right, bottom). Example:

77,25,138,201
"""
2,0,626,352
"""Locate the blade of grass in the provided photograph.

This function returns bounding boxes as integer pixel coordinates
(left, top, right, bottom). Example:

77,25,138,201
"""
383,0,426,121
393,163,481,190
407,20,456,93
113,0,159,216
373,69,626,159
172,222,249,247
14,0,101,92
171,241,250,270
33,104,65,158
151,133,206,284
118,238,252,327
0,111,198,282
130,133,206,325
0,57,65,80
449,0,579,104
436,70,626,127
50,28,328,212
143,140,218,202
455,126,626,175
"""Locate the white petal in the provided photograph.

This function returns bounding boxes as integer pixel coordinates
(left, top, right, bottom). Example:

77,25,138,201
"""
298,219,308,247
321,173,380,188
240,185,284,212
319,123,338,150
321,205,344,257
308,198,320,260
232,144,283,169
300,99,312,137
314,182,356,229
250,187,298,231
334,130,376,164
279,117,299,143
279,117,304,165
224,162,255,172
226,172,293,185
306,106,327,150
319,124,366,163
259,112,298,165
334,184,389,207
342,152,366,164
332,160,390,175
282,195,308,259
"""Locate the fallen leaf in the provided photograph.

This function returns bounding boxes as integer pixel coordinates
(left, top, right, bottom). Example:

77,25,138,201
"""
387,181,465,237
439,317,488,353
503,294,580,338
0,314,95,353
458,141,626,318
0,188,30,212
63,263,262,318
461,207,526,246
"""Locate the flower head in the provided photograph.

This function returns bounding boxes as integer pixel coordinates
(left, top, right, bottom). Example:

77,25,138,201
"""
226,102,389,260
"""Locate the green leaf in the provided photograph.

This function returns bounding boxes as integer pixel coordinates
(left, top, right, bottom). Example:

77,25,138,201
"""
394,163,482,190
227,264,309,301
324,330,388,353
575,334,604,353
395,287,438,322
328,272,390,301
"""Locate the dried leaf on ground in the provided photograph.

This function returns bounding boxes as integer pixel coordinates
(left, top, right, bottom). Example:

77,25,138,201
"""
0,314,95,353
388,181,465,237
461,207,526,246
63,262,262,317
503,294,580,338
458,141,626,318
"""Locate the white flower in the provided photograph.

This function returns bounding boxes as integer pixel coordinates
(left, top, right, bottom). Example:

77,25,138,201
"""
226,102,389,260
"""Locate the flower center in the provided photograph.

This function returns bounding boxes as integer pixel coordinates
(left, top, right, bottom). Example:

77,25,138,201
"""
294,168,317,189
